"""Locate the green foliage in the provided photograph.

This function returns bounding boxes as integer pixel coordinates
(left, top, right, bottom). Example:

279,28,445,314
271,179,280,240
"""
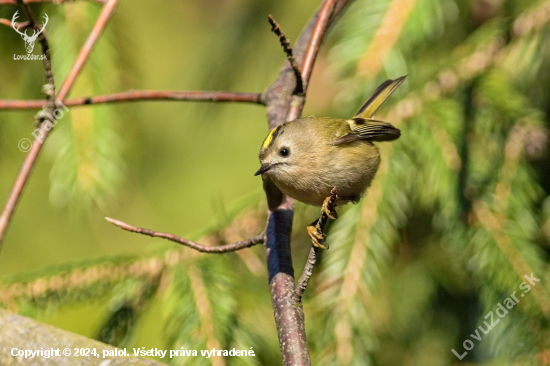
308,0,550,364
44,4,127,213
164,256,236,366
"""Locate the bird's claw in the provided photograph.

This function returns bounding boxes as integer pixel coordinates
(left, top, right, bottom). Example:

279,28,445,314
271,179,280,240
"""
307,225,328,250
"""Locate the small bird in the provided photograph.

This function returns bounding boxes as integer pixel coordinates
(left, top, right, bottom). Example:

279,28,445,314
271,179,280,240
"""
255,76,406,248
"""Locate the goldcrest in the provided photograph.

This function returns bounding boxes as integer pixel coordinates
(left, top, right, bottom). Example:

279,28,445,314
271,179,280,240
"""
255,76,406,207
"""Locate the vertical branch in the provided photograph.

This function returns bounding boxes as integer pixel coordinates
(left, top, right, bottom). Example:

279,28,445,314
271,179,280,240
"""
0,0,120,247
262,1,351,365
287,0,337,122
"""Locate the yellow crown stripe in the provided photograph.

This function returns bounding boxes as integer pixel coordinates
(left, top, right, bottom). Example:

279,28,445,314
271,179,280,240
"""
262,126,281,150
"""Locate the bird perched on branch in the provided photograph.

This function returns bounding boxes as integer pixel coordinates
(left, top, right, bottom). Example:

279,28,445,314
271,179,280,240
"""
255,76,406,248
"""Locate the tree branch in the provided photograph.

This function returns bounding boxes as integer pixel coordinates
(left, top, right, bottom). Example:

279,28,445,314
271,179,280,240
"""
0,309,164,366
294,188,338,301
0,90,264,110
105,217,265,253
287,0,337,121
0,18,30,29
262,1,351,365
57,0,118,101
0,0,119,247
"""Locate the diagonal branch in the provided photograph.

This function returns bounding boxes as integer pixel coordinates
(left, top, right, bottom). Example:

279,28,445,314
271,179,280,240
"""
0,0,119,248
357,0,417,77
57,0,119,101
105,217,265,253
0,90,264,110
286,0,338,121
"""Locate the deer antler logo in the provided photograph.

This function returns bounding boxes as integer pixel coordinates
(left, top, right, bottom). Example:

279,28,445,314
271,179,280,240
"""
11,11,49,54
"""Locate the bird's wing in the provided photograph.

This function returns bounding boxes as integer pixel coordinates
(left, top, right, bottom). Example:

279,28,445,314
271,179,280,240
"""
354,75,407,119
333,118,400,145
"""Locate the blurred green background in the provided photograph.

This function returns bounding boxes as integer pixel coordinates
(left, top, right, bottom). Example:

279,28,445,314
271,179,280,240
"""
1,0,550,365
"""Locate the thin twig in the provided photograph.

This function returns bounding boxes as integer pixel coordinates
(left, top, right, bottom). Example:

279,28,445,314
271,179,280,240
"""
294,247,319,300
287,0,337,122
0,0,55,248
0,18,30,29
0,0,119,247
268,15,304,95
0,90,264,110
294,188,337,301
105,217,265,253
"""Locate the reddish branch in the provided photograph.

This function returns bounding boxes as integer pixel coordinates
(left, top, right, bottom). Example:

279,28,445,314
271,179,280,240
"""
287,0,337,122
0,90,264,110
301,0,336,91
105,217,265,253
0,18,30,29
0,0,119,247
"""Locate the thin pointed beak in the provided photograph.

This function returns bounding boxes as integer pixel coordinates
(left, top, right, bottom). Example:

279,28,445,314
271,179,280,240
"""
254,164,271,176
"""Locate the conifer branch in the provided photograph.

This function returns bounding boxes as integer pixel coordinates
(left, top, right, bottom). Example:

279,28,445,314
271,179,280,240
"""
472,201,550,319
357,0,417,77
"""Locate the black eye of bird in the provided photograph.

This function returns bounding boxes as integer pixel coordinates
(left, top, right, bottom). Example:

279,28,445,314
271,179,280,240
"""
280,148,290,157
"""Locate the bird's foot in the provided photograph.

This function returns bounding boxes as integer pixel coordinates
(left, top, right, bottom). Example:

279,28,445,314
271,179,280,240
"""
307,224,328,250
